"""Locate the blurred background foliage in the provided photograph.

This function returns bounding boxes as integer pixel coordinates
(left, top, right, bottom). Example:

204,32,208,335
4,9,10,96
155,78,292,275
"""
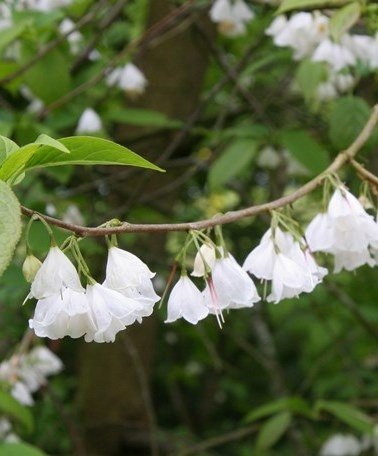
1,0,378,455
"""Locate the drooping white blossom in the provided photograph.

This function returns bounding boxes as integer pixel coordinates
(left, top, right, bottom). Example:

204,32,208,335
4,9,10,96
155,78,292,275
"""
76,108,103,134
85,283,143,343
209,0,255,38
319,433,362,456
306,186,378,272
204,253,260,313
243,227,326,303
107,63,147,96
165,275,209,325
29,246,84,300
191,243,217,277
29,288,95,340
312,38,356,71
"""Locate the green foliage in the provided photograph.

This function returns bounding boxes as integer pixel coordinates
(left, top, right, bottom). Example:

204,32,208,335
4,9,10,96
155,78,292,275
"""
295,60,328,104
280,129,330,174
329,2,361,41
278,0,352,14
329,96,378,150
256,411,292,450
105,107,183,129
0,442,47,456
0,180,21,279
0,390,33,434
208,139,257,190
0,136,164,184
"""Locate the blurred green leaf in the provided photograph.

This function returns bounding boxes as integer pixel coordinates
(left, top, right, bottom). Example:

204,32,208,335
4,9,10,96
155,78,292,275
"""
209,139,257,190
0,180,21,278
34,134,70,153
21,46,71,104
256,411,292,450
329,2,361,41
316,400,375,434
0,390,33,433
0,442,46,456
245,397,313,423
329,96,377,150
278,0,350,13
280,129,330,174
295,60,328,103
105,108,183,129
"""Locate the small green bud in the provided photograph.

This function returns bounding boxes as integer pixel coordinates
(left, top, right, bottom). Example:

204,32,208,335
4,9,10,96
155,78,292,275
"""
22,255,42,283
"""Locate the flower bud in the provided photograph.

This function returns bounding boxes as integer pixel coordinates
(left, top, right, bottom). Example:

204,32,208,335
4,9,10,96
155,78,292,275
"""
22,255,42,283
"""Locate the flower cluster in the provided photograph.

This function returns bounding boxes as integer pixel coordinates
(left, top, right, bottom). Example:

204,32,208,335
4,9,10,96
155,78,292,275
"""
306,185,378,272
209,0,255,38
243,227,327,303
27,246,160,343
76,108,104,134
166,243,260,326
266,11,378,100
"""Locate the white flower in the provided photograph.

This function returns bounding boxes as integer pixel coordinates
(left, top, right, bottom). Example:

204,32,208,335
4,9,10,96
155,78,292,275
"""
118,277,160,322
29,288,95,340
29,246,84,299
320,433,362,456
85,283,143,343
31,0,72,11
105,246,155,289
76,108,103,134
107,63,147,95
0,418,20,443
243,227,326,302
60,18,82,54
312,38,356,71
267,12,329,60
306,186,378,272
204,253,260,315
191,243,217,277
11,381,34,406
209,0,254,37
165,275,209,325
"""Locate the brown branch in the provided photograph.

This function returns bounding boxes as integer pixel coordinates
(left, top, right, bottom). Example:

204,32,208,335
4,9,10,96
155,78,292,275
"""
20,104,378,237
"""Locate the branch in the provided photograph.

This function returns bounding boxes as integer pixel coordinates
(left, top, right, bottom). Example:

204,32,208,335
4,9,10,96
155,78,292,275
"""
20,104,378,237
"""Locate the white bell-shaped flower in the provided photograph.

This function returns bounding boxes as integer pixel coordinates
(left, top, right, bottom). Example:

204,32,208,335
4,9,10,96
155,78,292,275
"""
319,433,362,456
209,0,254,37
76,108,103,134
29,246,84,300
204,254,260,312
312,38,356,71
165,275,209,325
105,246,155,289
107,63,147,95
191,243,217,277
29,288,95,340
85,283,143,343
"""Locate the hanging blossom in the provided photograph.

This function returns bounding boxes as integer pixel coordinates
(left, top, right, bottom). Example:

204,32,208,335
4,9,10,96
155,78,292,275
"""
306,185,378,272
319,433,362,456
209,0,255,38
0,346,63,407
28,245,159,342
76,108,103,134
107,63,148,97
243,226,327,303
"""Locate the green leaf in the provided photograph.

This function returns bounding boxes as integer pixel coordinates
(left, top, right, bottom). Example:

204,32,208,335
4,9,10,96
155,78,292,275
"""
280,129,330,174
0,389,33,433
329,96,377,151
0,20,29,52
329,2,360,41
105,107,183,129
34,134,70,153
316,400,375,434
278,0,350,14
209,139,257,190
21,46,71,104
0,180,22,278
256,411,292,450
245,397,313,423
0,136,164,184
0,136,19,164
295,59,328,103
0,443,46,456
